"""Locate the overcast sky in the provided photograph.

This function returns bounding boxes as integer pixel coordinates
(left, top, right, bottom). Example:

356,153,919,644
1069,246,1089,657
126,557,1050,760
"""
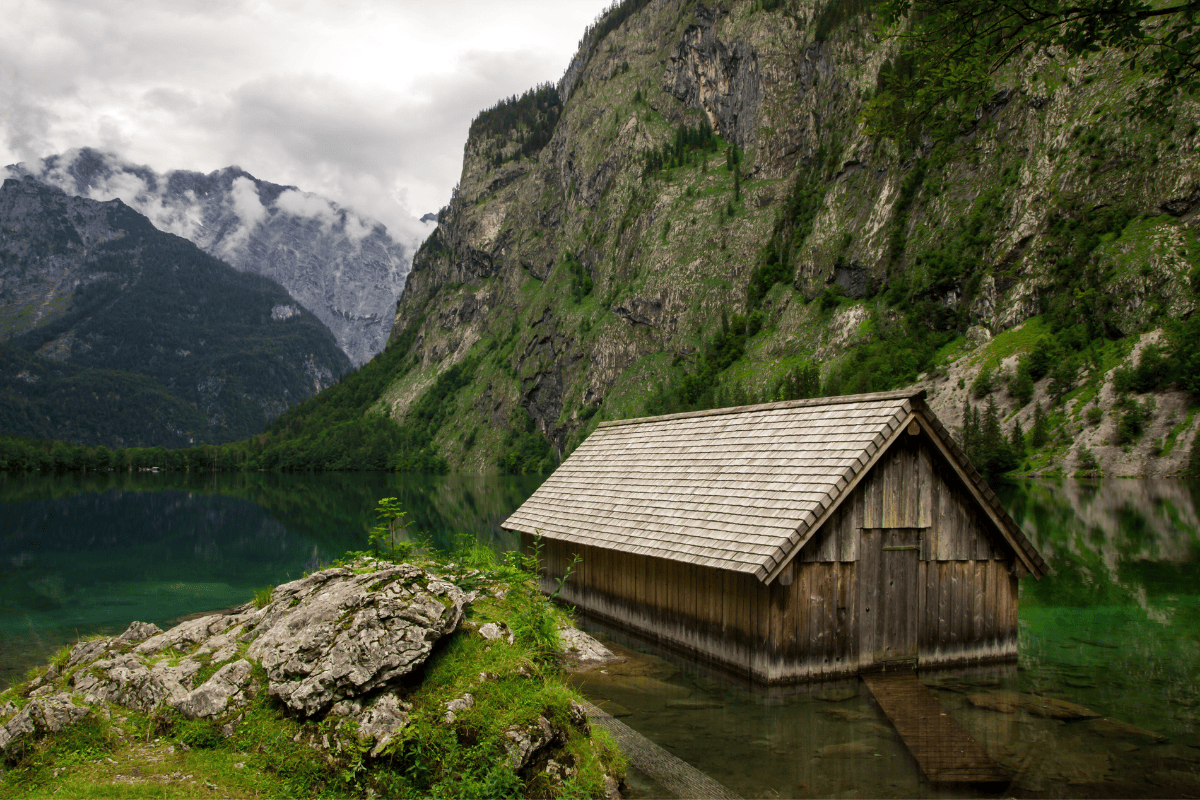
0,0,613,246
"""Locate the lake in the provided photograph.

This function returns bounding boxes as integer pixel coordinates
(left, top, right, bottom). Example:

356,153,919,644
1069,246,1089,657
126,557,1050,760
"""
2,473,1198,796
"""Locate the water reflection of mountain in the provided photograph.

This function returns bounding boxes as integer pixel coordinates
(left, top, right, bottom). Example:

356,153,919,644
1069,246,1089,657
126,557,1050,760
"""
1001,480,1200,608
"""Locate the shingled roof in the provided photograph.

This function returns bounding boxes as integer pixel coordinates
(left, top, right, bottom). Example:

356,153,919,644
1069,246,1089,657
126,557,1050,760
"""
503,389,1046,582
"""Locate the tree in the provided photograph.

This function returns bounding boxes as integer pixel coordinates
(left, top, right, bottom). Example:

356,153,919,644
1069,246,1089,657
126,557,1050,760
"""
1031,402,1051,448
1009,417,1026,457
867,0,1200,142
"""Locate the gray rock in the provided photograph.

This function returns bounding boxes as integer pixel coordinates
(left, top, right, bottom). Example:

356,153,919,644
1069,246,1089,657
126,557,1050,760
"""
135,614,245,656
357,694,411,756
444,693,475,724
568,701,590,733
172,660,253,720
558,627,617,664
505,715,564,771
68,638,112,668
0,694,89,756
72,654,200,712
115,621,163,646
246,564,466,716
0,701,17,719
478,622,514,643
222,714,244,738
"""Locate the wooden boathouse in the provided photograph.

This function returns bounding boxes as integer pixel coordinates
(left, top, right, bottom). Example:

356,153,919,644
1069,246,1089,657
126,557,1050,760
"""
502,389,1048,684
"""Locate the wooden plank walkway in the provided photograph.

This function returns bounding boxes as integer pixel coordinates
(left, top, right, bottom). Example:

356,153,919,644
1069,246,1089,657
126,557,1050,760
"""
862,671,1010,785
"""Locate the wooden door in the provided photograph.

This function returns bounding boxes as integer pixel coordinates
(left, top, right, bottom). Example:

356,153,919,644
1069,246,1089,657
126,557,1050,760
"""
858,528,920,669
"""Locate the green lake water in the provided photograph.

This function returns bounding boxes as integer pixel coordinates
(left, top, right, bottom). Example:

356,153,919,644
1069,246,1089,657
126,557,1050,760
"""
2,474,1198,796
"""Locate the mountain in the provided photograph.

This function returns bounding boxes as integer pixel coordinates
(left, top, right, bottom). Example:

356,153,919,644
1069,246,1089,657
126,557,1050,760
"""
8,149,412,366
0,176,351,448
336,0,1199,478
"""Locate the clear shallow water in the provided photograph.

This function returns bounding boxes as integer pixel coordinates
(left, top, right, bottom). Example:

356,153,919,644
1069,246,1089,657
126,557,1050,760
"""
0,470,542,688
2,474,1198,796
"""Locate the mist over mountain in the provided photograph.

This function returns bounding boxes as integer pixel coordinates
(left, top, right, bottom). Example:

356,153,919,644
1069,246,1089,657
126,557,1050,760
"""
0,176,351,448
7,149,412,365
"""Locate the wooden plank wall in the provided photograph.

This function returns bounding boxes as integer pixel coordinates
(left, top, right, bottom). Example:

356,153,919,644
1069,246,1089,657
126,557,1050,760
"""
528,534,858,683
524,431,1022,683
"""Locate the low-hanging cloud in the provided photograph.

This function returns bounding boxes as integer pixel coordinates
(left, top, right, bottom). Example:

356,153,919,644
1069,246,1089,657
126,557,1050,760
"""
0,0,612,249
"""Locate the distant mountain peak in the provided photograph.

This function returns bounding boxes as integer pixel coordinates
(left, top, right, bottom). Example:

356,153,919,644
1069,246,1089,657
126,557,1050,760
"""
8,149,412,365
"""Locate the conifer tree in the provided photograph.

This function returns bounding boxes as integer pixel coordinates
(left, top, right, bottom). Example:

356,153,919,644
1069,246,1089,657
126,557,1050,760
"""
1009,418,1025,457
1031,403,1050,449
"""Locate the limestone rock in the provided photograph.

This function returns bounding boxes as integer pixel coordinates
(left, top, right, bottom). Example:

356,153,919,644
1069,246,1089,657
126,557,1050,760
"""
0,694,89,757
558,626,617,665
72,654,200,712
477,622,514,644
444,693,475,724
568,700,589,732
505,715,565,771
245,564,466,716
356,694,411,756
172,660,254,720
135,613,249,656
115,621,163,646
68,637,112,668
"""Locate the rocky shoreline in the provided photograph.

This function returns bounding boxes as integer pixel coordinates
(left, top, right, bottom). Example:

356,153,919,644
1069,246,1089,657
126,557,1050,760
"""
0,557,626,798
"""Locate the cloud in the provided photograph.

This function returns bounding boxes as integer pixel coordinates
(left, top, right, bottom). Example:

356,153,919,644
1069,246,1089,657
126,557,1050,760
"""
0,0,614,248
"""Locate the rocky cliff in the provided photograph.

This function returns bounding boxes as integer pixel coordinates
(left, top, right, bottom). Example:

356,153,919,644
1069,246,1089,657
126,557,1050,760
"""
385,0,1198,477
9,149,412,366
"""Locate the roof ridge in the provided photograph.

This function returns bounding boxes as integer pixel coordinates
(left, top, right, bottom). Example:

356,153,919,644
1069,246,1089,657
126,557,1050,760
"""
596,389,927,429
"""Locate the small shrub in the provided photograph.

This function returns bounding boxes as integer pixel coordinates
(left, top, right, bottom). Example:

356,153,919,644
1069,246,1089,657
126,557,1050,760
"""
1010,358,1035,407
1077,447,1099,473
1114,397,1156,445
972,365,994,399
1086,406,1103,426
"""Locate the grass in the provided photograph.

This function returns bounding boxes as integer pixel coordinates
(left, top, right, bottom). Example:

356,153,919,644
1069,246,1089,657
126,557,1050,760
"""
1,546,624,799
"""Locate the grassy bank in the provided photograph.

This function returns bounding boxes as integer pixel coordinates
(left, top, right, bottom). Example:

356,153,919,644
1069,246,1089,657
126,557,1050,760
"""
0,545,624,799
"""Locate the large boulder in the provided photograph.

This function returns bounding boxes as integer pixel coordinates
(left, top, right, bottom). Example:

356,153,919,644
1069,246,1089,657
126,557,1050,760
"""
245,564,466,717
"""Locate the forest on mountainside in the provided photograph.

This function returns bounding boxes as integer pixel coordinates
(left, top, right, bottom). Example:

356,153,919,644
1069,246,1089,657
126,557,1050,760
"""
0,178,350,448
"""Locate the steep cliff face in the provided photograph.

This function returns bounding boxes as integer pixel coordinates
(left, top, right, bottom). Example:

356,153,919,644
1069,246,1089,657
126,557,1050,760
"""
387,0,1199,477
0,177,350,448
9,149,411,366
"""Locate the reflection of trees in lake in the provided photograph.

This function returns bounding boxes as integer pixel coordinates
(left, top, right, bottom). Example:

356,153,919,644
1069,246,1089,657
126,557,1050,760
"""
1001,480,1200,612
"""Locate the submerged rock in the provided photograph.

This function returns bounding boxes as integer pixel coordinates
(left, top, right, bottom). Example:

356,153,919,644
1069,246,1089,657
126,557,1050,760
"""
1087,717,1167,744
815,740,880,758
